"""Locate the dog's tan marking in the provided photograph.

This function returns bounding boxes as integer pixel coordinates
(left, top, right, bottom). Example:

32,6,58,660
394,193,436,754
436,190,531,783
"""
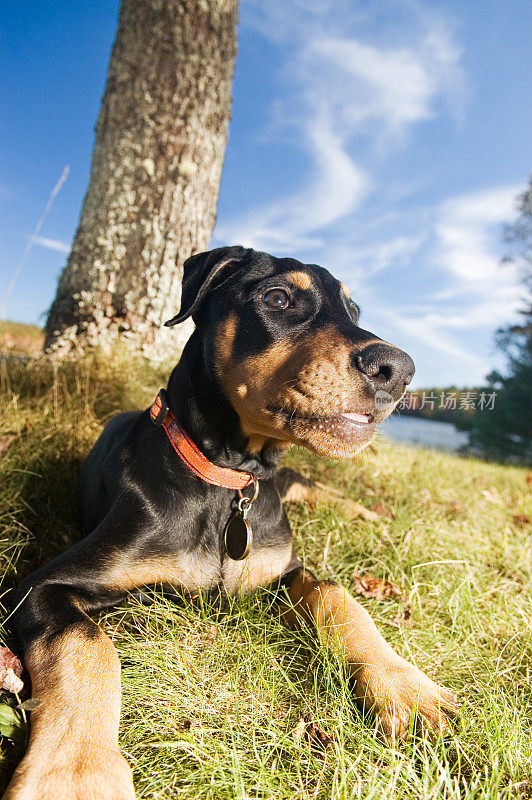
340,282,350,298
286,270,312,290
280,570,458,740
4,627,135,800
222,542,297,595
216,312,239,368
245,434,290,455
108,544,296,599
246,434,268,453
215,321,382,458
107,551,220,594
236,383,248,397
280,480,314,504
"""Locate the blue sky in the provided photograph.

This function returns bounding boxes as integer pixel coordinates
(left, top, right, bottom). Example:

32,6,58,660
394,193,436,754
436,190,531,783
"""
1,0,531,388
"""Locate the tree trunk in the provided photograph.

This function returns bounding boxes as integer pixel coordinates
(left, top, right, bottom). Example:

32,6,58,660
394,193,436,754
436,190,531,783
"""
45,0,239,358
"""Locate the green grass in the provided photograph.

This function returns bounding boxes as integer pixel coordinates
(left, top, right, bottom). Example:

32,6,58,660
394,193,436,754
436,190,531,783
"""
0,352,531,798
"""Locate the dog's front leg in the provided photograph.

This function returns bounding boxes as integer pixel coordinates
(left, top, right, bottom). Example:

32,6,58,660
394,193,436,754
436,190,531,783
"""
4,507,145,800
280,568,457,740
4,619,133,800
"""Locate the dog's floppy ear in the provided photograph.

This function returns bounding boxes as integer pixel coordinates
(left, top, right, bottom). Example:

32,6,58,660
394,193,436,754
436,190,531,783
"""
164,246,246,326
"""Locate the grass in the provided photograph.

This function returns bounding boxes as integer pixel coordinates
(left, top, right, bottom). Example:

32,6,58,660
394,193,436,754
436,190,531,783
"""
0,350,531,798
0,321,44,358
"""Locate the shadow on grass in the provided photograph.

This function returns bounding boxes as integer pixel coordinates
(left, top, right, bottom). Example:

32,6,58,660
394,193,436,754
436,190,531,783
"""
0,349,167,596
2,452,84,590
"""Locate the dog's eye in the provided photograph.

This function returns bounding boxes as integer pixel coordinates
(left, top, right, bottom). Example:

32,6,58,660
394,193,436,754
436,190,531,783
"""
262,289,291,310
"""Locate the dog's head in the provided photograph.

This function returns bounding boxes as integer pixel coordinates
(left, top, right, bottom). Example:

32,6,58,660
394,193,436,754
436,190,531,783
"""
166,246,414,459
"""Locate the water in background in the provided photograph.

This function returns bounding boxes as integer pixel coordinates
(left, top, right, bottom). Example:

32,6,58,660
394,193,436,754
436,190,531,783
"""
381,415,469,452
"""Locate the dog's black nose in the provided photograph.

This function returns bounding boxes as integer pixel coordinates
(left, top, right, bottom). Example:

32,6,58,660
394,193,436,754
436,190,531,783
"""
354,343,415,399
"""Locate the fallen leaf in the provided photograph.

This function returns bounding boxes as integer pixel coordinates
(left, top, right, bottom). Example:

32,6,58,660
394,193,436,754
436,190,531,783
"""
512,514,530,526
373,502,395,519
0,650,22,675
292,716,306,742
353,572,406,603
2,670,23,695
396,605,414,628
292,715,335,756
450,501,463,514
17,698,41,712
206,625,220,643
183,718,202,732
0,648,23,694
306,720,335,752
526,474,532,486
0,435,16,458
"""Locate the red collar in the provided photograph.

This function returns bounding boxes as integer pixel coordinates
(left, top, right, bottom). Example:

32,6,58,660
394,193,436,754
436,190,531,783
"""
150,390,255,491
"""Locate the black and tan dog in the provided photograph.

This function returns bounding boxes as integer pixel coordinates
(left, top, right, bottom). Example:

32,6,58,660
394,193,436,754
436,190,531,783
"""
5,246,457,800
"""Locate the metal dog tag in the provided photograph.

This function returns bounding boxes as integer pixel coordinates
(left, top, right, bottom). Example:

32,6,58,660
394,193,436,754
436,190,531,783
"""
223,480,258,561
223,508,253,561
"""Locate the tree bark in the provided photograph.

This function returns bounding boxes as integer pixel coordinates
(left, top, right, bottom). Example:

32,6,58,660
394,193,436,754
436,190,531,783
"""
45,0,239,358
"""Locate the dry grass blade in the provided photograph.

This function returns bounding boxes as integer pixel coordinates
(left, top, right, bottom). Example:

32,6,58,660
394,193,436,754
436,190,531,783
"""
0,436,16,459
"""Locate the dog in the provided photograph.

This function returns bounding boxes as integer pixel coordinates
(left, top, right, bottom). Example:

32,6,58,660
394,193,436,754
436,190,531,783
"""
5,246,457,800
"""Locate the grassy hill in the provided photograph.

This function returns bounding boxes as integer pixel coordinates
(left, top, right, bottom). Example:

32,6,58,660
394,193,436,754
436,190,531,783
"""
0,321,44,358
0,352,531,798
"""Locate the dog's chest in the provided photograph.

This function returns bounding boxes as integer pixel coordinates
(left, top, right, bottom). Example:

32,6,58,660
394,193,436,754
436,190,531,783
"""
163,538,296,596
154,479,296,595
221,539,297,594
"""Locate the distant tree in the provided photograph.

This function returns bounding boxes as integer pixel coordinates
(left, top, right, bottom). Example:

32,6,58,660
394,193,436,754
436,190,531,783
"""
469,178,532,461
45,0,239,358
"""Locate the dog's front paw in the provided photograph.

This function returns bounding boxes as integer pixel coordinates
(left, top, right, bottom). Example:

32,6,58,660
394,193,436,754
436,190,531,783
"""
4,746,136,800
353,656,458,741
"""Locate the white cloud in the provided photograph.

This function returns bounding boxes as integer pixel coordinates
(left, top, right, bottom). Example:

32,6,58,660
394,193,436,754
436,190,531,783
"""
435,185,519,282
32,235,70,254
216,117,369,252
306,31,462,143
429,183,523,333
218,0,464,253
341,235,426,281
358,183,525,385
371,304,486,369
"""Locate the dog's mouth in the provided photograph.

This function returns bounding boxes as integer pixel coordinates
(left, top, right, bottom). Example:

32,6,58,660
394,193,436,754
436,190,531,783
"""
267,406,377,443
